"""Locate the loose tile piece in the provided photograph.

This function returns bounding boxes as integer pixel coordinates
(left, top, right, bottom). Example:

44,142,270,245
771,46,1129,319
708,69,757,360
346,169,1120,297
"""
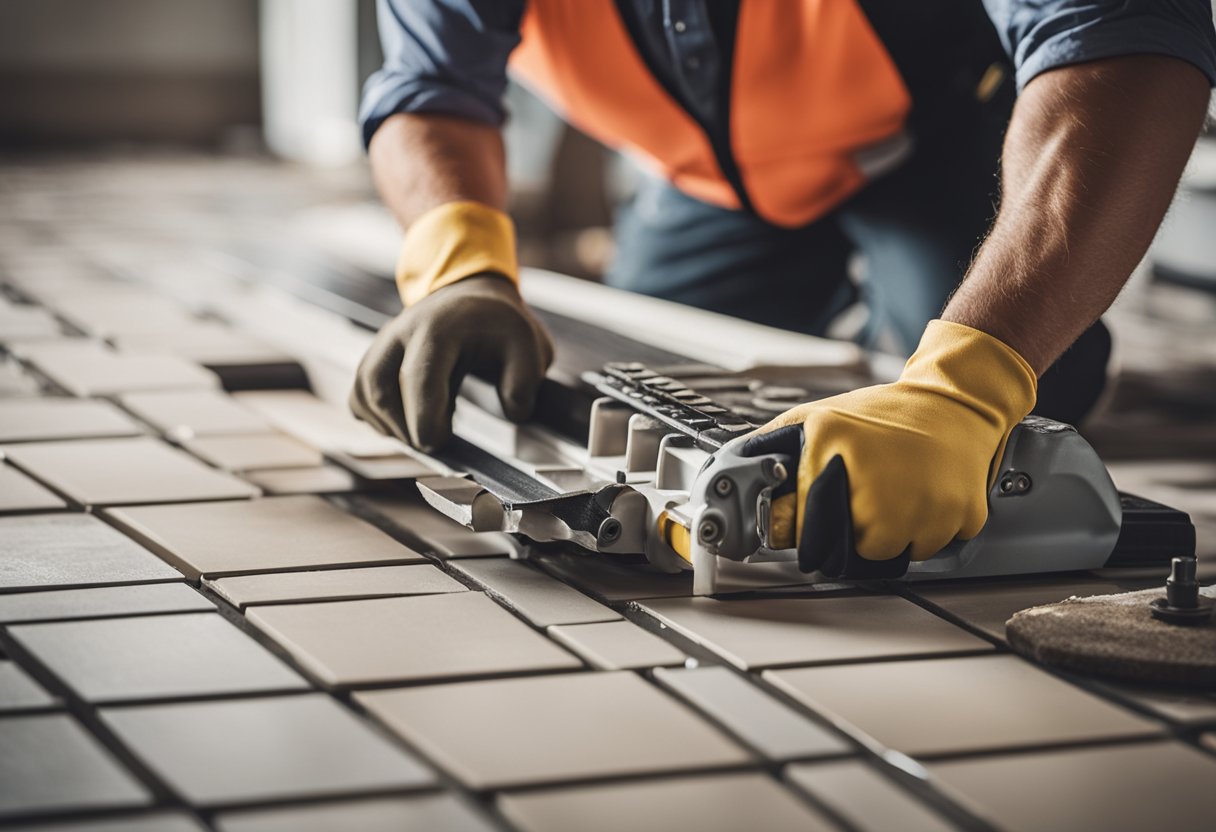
0,583,214,624
0,714,150,817
765,655,1162,757
359,495,518,558
654,666,848,761
249,593,579,686
357,671,749,788
207,564,466,609
242,465,356,495
787,761,955,832
10,813,207,832
0,513,182,591
4,437,258,507
452,558,620,627
499,773,833,832
0,661,58,711
0,464,66,512
119,389,270,436
181,433,323,472
11,612,306,703
930,742,1216,832
216,795,496,832
549,621,685,670
0,398,142,442
14,340,218,396
106,495,422,579
640,595,989,670
103,694,434,806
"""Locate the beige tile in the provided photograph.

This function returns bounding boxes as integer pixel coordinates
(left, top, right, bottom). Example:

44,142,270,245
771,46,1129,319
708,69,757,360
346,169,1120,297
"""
4,437,258,507
549,621,685,670
0,398,142,442
118,389,270,437
452,558,620,627
233,390,405,457
181,433,323,472
499,773,833,832
102,694,434,807
654,666,848,761
0,583,213,624
0,362,40,397
0,305,60,341
249,593,580,687
359,495,518,558
242,465,356,495
0,661,58,711
765,654,1162,757
358,671,750,788
0,464,66,512
46,291,198,338
787,760,955,832
930,742,1216,832
11,812,207,831
207,564,467,609
216,795,496,832
639,595,990,670
106,495,421,580
14,340,218,396
1095,682,1216,726
113,320,291,367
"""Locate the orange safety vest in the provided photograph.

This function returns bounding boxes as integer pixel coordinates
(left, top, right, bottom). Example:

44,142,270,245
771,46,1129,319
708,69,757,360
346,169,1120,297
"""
510,1,913,229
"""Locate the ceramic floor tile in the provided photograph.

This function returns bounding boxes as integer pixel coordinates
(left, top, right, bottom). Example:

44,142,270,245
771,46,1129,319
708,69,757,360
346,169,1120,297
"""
358,496,517,558
327,451,439,481
930,741,1216,832
0,662,58,711
113,320,294,367
105,495,423,580
0,464,66,512
118,389,270,437
181,433,323,472
46,291,198,338
358,671,750,789
4,437,258,507
242,465,357,495
206,564,467,609
14,340,218,396
0,306,60,341
102,694,434,806
0,398,143,443
0,513,183,591
498,773,833,832
7,813,207,831
0,714,150,817
233,390,406,457
639,595,990,670
0,583,214,624
1096,682,1216,726
0,362,41,397
548,621,685,670
10,612,307,703
249,593,580,687
653,666,849,761
786,760,954,832
765,654,1162,757
215,795,496,832
452,558,620,627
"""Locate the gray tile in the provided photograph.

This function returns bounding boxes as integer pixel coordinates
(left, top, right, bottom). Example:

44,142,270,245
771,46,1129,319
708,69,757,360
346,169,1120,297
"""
181,433,323,472
786,760,955,832
358,496,517,558
0,583,214,624
0,714,150,817
452,558,620,627
0,398,142,443
207,564,467,610
764,654,1162,757
358,671,750,789
4,437,259,507
242,465,357,495
639,595,990,670
0,464,66,512
119,389,270,437
14,340,218,396
103,694,434,806
499,773,834,832
249,593,580,687
106,495,423,580
930,742,1216,832
549,621,685,670
0,513,182,591
0,662,57,711
10,612,307,703
654,666,848,761
216,795,496,832
7,813,207,832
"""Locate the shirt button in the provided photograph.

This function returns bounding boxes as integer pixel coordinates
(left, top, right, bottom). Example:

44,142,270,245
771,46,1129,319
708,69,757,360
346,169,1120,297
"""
673,20,687,32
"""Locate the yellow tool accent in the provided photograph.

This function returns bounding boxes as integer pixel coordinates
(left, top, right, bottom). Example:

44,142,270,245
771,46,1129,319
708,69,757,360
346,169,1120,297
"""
763,320,1037,560
395,201,519,307
657,510,693,563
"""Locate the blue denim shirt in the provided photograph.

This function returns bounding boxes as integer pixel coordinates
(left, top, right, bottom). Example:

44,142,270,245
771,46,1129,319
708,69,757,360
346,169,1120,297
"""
360,0,1216,148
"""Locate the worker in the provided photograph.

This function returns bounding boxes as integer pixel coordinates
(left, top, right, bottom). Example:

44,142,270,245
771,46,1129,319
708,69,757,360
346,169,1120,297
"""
350,1,1216,564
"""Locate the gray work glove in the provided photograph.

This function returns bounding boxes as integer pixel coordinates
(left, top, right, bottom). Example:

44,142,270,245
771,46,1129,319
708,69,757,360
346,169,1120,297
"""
349,274,554,451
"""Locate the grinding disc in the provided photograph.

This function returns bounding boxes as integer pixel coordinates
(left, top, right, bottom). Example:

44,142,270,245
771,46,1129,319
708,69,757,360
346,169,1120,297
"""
1006,587,1216,687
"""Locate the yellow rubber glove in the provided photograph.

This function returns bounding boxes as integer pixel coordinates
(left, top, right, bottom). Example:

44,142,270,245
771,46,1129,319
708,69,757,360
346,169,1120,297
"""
759,320,1037,561
395,200,518,306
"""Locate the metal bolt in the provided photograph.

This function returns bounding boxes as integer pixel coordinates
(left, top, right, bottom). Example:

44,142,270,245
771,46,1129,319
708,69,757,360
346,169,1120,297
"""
771,461,788,483
698,517,722,544
1014,474,1032,493
713,476,734,497
598,517,622,546
1149,556,1214,626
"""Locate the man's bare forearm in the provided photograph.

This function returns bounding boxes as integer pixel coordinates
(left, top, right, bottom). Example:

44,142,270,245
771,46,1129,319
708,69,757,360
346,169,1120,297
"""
944,55,1210,374
368,113,507,228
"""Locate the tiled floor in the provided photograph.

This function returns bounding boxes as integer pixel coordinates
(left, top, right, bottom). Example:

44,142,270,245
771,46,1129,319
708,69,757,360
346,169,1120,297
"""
2,154,1214,830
